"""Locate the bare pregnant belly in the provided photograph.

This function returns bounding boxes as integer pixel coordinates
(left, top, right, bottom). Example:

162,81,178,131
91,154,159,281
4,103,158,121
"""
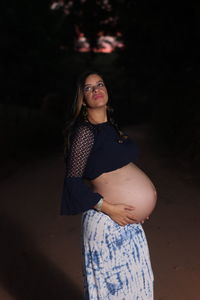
91,162,157,222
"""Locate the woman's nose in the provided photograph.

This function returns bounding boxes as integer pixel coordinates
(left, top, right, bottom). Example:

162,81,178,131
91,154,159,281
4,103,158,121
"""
93,86,99,93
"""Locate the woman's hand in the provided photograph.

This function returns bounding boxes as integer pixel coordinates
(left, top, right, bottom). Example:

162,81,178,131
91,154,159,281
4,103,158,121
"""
101,201,138,226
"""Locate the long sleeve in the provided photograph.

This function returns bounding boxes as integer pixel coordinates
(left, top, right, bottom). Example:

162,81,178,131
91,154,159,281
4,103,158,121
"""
60,124,102,215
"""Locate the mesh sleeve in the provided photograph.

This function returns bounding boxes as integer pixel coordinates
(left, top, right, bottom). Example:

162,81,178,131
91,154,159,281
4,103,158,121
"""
60,123,102,215
66,124,95,177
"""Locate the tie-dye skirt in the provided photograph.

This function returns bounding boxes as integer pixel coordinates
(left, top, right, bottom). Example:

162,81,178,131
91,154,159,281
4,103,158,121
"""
81,209,154,300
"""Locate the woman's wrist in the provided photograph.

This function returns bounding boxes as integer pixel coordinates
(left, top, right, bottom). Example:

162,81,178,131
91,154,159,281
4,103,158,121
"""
94,198,113,215
94,198,104,212
100,200,113,215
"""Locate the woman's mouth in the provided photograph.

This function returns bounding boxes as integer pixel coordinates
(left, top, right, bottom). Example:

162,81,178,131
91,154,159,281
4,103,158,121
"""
93,94,103,100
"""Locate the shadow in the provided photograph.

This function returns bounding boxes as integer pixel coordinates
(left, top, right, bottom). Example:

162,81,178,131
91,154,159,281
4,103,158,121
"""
0,215,83,300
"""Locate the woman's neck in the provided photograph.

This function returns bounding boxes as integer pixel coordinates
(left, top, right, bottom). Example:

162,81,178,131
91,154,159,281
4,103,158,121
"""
87,108,107,124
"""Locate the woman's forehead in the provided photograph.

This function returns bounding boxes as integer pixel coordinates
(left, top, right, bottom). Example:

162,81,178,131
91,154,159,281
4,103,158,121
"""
84,74,103,85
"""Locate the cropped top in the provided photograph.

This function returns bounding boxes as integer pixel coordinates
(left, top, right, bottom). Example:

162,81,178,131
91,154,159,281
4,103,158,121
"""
60,120,139,215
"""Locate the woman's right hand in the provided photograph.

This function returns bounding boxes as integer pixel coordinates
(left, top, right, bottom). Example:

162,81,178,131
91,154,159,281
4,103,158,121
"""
101,201,138,226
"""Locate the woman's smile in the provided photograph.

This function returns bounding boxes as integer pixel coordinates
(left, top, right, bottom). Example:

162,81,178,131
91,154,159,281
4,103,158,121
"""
93,93,104,100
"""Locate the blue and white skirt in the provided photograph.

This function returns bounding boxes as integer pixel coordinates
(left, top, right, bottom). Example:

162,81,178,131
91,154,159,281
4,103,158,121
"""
81,209,154,300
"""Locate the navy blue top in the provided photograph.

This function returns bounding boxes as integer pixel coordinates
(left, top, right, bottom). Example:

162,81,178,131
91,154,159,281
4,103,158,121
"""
60,120,139,215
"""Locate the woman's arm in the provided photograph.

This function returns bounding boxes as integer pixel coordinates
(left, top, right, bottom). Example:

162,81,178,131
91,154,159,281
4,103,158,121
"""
61,124,103,215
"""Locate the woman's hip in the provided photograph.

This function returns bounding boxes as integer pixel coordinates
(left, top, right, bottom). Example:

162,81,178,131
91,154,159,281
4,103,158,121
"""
81,209,154,298
81,209,147,247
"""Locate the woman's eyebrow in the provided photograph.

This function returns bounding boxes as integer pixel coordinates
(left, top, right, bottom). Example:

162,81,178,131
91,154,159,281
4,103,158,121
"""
84,80,104,86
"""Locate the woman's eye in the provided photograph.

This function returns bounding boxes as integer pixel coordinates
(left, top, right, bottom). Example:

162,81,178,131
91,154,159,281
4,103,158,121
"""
84,86,91,92
98,82,104,87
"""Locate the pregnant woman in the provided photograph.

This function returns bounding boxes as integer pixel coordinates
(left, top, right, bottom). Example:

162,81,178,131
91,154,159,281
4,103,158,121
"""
61,70,157,299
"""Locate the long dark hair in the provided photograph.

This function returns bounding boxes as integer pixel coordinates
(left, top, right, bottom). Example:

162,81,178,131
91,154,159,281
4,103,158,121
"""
63,70,127,158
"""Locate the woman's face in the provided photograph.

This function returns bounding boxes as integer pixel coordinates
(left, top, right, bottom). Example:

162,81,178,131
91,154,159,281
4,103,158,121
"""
83,74,108,109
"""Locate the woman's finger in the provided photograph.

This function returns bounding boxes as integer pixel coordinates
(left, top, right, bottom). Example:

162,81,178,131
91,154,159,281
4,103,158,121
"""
126,217,137,224
127,212,137,221
124,205,135,210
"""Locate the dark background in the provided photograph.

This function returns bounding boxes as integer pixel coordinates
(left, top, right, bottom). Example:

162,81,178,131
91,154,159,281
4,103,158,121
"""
1,0,200,177
0,2,200,299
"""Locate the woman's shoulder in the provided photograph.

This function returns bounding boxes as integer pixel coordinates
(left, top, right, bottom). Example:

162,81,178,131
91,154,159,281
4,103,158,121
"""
72,119,114,141
72,120,97,140
75,119,96,131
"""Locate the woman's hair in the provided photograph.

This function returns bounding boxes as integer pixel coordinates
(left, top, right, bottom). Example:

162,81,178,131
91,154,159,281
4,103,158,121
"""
63,70,127,158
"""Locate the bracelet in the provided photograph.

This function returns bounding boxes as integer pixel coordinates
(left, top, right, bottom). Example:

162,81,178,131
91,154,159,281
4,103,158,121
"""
95,198,104,212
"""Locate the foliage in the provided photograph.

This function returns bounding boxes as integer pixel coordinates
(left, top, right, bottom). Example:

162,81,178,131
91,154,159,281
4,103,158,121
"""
50,0,136,46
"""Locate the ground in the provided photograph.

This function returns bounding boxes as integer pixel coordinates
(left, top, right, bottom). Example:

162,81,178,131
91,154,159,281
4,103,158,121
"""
0,124,200,300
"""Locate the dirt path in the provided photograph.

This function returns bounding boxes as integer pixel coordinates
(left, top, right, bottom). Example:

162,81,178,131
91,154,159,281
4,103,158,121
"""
0,124,200,300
